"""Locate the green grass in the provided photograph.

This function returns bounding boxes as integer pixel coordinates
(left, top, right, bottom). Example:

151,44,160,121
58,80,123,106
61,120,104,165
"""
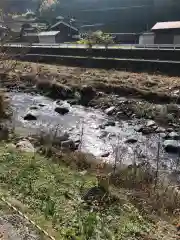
0,144,152,239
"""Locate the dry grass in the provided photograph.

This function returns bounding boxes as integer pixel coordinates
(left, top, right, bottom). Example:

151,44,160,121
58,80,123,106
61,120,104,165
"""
6,61,180,103
0,89,11,119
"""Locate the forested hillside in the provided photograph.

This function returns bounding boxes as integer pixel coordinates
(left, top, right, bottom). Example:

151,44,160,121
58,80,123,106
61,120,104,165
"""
1,0,180,32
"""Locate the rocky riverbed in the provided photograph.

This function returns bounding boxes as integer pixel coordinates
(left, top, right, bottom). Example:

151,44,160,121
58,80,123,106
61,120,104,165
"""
9,92,180,171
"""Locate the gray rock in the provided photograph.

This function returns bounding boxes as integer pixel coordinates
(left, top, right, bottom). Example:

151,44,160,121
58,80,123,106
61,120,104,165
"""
167,128,173,133
61,140,76,150
142,127,157,135
125,138,138,144
136,124,157,135
146,120,156,127
160,132,166,138
99,124,105,130
55,106,69,115
56,132,70,142
163,140,180,153
104,120,116,127
107,133,116,138
135,126,143,132
67,99,79,105
168,132,180,140
79,170,88,176
39,103,46,107
24,113,37,121
99,131,108,139
80,85,96,105
16,139,35,153
155,127,166,133
105,106,116,115
6,143,16,151
101,152,110,158
29,106,39,110
116,111,123,118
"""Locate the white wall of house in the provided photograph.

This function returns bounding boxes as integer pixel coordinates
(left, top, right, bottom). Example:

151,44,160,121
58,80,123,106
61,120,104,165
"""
174,35,180,44
38,35,56,43
139,33,155,45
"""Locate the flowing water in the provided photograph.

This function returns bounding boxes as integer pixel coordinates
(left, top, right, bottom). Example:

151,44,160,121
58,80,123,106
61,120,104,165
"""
10,92,177,168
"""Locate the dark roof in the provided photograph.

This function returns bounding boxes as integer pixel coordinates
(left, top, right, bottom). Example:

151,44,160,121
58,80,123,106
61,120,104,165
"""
50,21,78,32
152,21,180,30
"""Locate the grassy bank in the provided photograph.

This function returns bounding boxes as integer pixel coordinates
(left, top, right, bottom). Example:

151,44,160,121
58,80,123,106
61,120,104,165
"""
0,144,152,240
0,143,178,239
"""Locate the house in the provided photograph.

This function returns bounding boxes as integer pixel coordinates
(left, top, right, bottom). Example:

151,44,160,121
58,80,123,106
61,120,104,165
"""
23,31,62,44
139,32,155,45
151,21,180,44
50,21,79,42
38,31,61,43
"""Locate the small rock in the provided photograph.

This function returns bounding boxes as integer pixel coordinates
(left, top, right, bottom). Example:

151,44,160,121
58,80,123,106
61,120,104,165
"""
16,139,35,153
101,152,110,158
39,103,46,107
107,133,116,138
29,106,39,110
160,132,166,138
99,124,105,130
125,138,138,144
168,132,180,140
83,186,107,201
155,127,166,133
116,111,123,118
105,106,116,115
135,126,143,132
141,127,156,135
163,140,180,153
55,107,69,115
167,128,173,133
104,120,116,127
99,131,108,139
146,120,156,127
24,113,37,121
61,139,76,150
57,132,70,142
6,143,16,151
67,99,78,105
79,170,87,176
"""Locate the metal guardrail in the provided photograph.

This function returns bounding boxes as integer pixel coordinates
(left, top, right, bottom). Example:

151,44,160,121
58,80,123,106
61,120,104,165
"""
3,43,180,50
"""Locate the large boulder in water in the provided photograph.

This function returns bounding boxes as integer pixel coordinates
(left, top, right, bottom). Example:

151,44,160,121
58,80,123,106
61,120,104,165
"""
79,85,96,105
163,140,180,153
105,106,116,116
61,139,76,150
24,112,37,121
50,83,74,99
55,106,69,115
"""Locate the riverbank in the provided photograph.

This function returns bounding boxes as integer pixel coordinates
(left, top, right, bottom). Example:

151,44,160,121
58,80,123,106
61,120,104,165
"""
2,61,180,129
0,73,179,238
0,141,178,240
